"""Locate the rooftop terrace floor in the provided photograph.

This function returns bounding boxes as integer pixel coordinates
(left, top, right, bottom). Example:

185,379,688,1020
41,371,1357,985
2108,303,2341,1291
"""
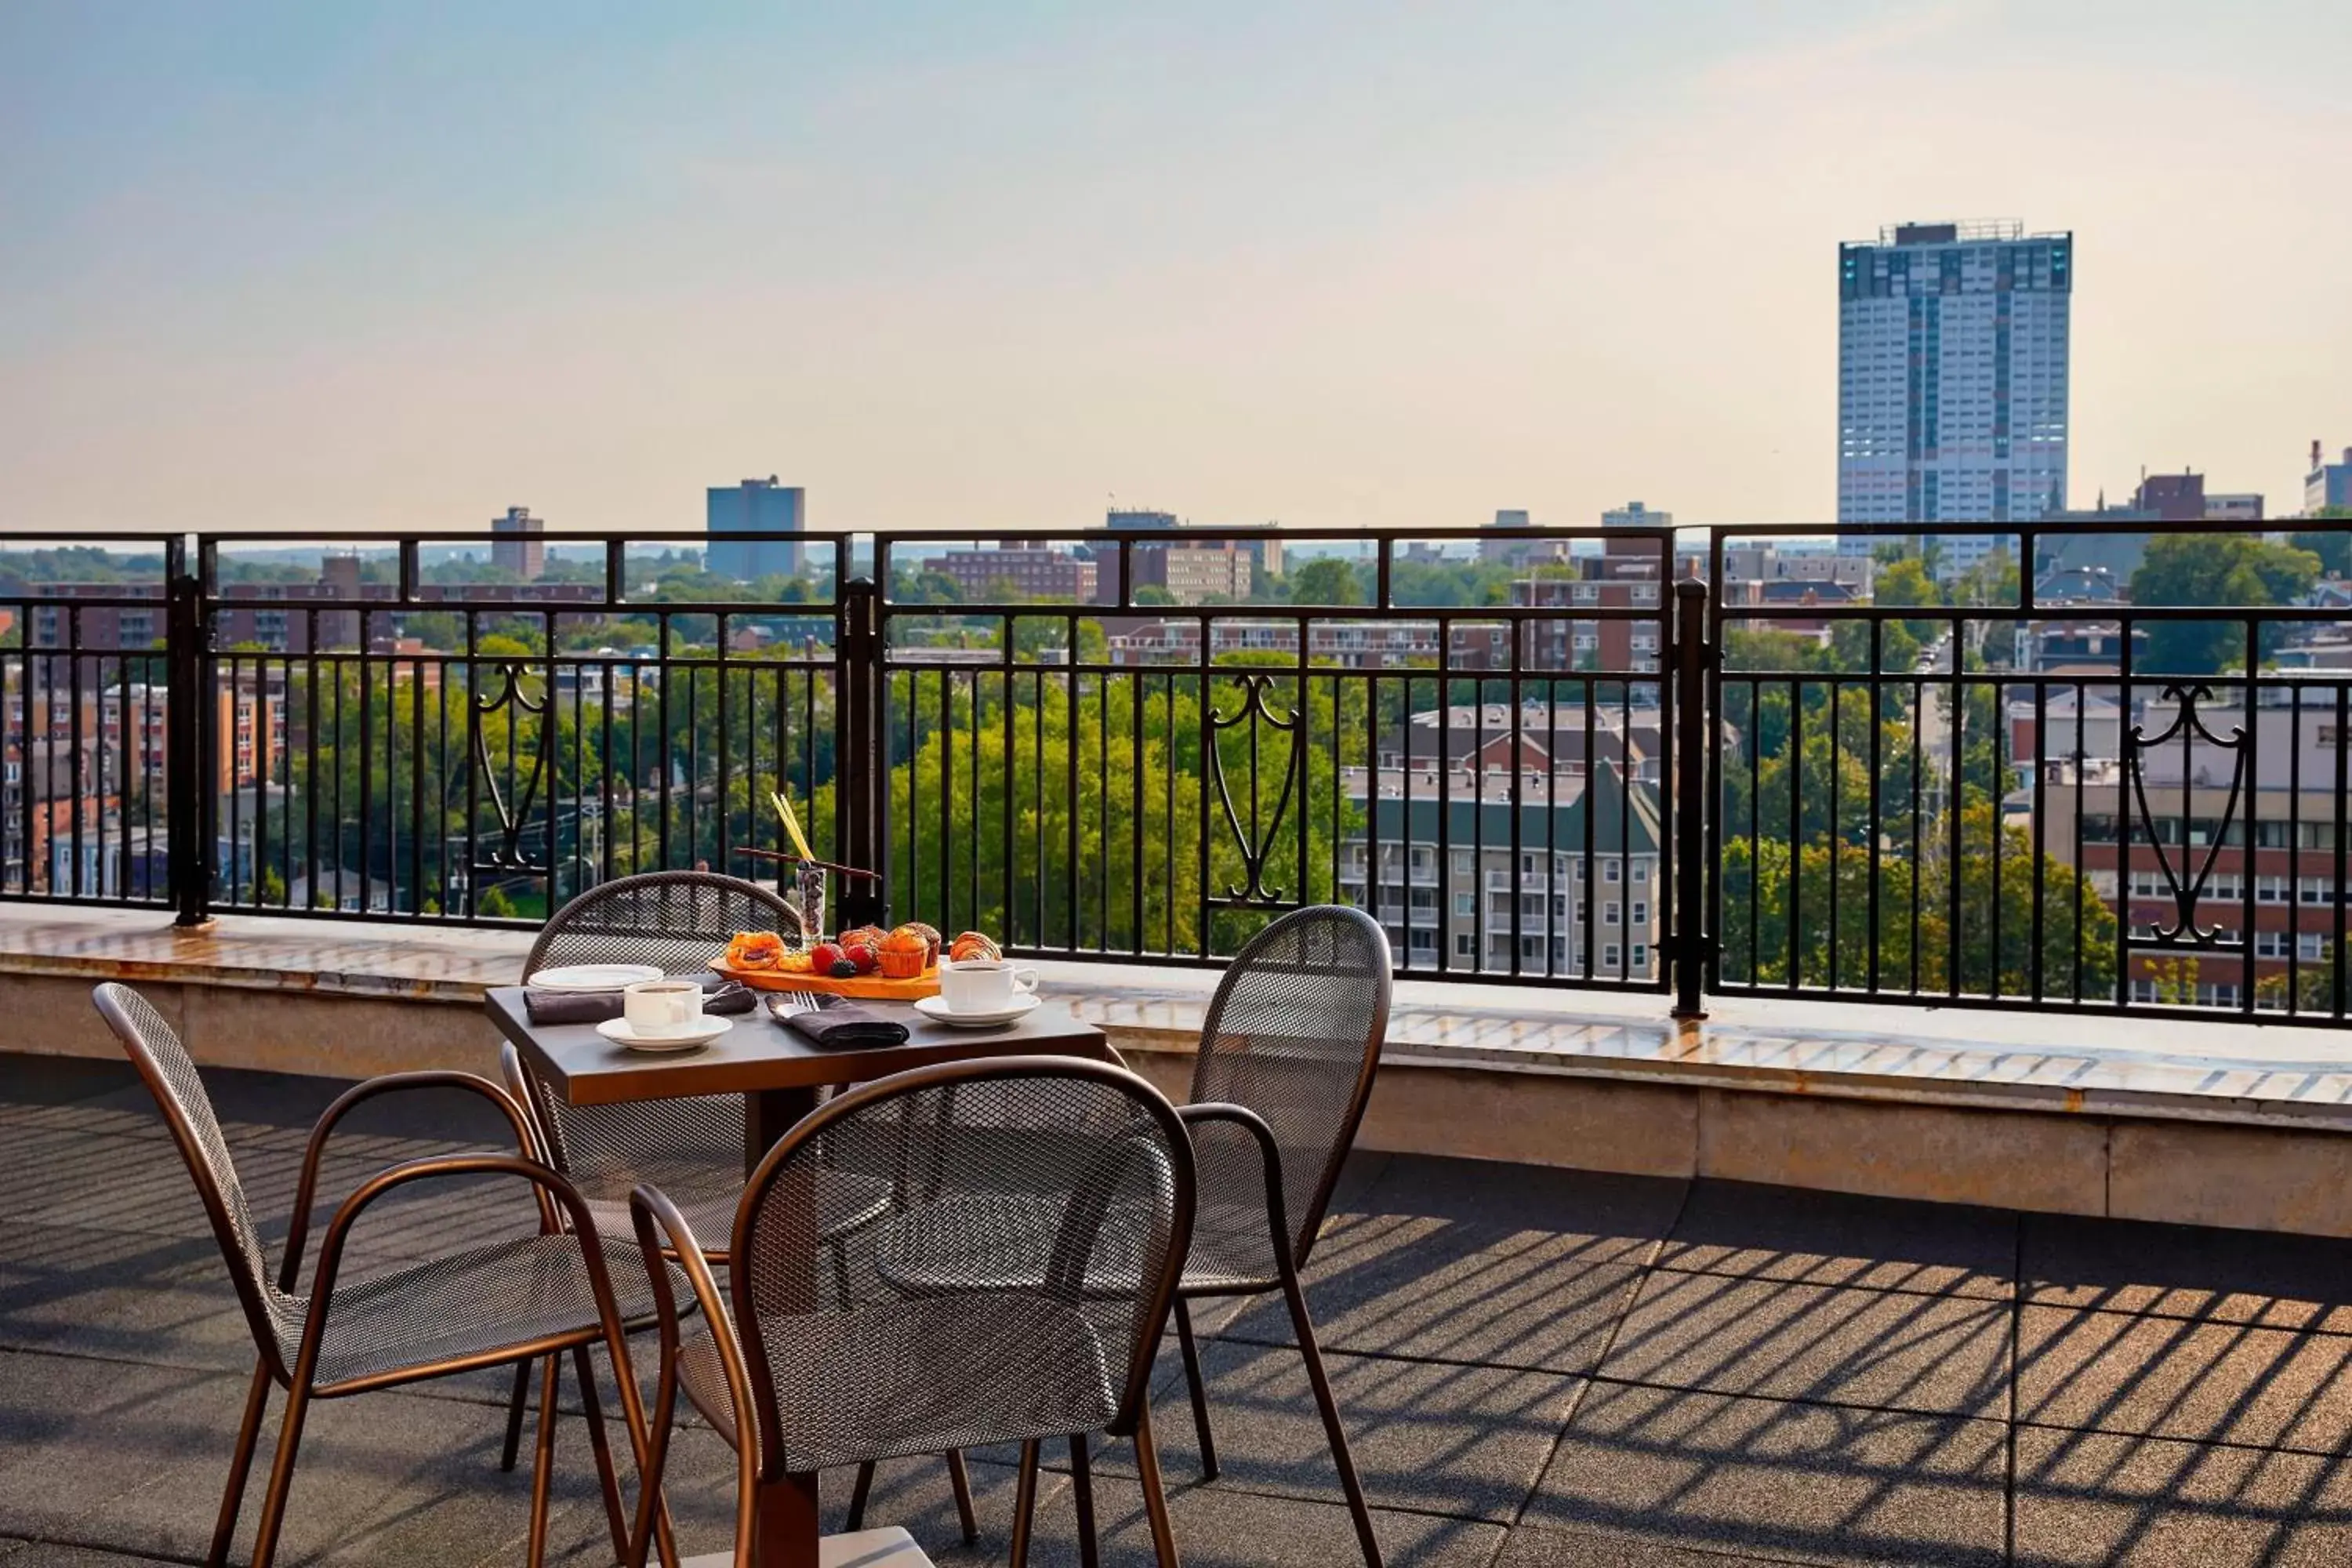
8,1052,2352,1566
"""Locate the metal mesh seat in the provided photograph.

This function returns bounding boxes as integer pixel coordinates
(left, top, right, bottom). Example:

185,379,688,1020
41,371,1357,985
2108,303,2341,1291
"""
89,982,662,1568
278,1232,671,1391
629,1057,1197,1568
516,870,793,1255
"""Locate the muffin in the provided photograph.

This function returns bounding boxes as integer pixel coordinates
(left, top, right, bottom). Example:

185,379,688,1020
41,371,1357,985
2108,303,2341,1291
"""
879,926,931,979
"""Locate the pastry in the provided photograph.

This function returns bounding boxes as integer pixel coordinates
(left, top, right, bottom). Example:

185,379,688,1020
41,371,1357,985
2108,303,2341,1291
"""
880,927,931,979
725,931,785,971
949,931,1000,964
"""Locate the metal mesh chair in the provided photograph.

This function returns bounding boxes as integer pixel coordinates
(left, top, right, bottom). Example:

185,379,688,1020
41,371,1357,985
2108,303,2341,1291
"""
89,982,665,1568
506,868,971,1544
1166,903,1392,1567
626,1056,1196,1568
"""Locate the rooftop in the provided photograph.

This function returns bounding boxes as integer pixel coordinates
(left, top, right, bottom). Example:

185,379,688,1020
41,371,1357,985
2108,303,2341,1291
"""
11,1049,2352,1566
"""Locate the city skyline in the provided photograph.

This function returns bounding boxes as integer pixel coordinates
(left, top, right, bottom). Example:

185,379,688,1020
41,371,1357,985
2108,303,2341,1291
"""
4,3,2347,537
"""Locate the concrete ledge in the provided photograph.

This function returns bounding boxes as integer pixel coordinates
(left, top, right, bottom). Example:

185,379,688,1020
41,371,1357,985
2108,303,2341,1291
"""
9,906,2352,1234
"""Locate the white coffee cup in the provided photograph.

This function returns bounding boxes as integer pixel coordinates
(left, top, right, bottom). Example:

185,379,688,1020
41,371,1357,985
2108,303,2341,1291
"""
938,958,1040,1014
622,979,704,1036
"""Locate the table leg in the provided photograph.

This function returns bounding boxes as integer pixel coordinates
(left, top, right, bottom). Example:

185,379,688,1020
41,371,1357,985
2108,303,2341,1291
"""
753,1471,822,1568
744,1092,826,1566
746,1086,822,1177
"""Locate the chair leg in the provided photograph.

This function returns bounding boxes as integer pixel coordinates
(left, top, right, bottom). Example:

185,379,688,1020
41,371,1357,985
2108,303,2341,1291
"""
526,1354,561,1568
500,1358,532,1472
1069,1432,1100,1568
844,1461,876,1530
1280,1265,1383,1568
1172,1296,1220,1480
245,1376,314,1568
1007,1439,1041,1568
206,1358,272,1568
945,1450,981,1546
1130,1397,1181,1568
572,1344,633,1566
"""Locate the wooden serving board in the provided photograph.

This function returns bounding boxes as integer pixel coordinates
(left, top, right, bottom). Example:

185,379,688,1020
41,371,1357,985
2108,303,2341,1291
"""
708,959,942,1000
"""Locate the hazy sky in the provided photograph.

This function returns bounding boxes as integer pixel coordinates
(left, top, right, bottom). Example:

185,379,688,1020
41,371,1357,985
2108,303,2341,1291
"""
3,2,2346,539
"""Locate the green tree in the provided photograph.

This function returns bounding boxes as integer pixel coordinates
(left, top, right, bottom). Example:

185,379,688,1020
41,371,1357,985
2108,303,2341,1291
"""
2130,535,2321,673
2288,510,2352,578
1289,557,1367,606
1719,804,2116,997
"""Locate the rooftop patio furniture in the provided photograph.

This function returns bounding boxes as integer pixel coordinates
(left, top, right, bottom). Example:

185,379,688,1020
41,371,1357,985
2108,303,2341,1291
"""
625,1054,1196,1568
857,904,1393,1565
89,980,665,1568
1163,903,1392,1567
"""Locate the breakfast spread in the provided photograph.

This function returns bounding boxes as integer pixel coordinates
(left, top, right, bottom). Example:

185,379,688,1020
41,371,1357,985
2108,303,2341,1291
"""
713,920,999,1000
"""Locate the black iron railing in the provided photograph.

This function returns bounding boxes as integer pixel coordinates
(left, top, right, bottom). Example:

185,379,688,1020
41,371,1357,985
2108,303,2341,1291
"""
5,519,2350,1024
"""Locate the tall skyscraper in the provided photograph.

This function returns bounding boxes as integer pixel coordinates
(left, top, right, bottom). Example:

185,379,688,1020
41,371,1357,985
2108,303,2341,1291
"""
706,477,805,581
1837,222,2072,572
489,506,545,578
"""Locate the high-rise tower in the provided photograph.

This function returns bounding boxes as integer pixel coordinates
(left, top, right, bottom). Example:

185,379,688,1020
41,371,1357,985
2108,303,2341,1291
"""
1837,221,2071,573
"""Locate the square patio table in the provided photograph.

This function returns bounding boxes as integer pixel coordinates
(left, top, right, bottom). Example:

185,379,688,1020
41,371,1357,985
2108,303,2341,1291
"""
485,985,1118,1174
485,985,1115,1567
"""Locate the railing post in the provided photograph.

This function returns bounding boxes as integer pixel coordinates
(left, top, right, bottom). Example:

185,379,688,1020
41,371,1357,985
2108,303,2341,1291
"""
835,575,884,928
1669,578,1710,1018
166,552,212,929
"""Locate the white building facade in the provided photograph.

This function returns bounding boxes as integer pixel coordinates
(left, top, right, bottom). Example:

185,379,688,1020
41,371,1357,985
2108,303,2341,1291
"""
1837,222,2072,574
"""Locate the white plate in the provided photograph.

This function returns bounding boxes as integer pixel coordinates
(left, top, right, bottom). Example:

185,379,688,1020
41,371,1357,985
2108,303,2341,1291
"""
595,1015,734,1053
912,993,1040,1029
528,963,665,993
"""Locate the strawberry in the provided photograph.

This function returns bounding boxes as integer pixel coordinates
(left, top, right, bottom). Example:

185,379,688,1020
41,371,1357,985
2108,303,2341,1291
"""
848,943,880,975
809,942,844,973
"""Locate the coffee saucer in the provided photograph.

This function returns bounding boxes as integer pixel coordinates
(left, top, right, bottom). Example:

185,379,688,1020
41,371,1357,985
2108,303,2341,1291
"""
912,994,1040,1029
594,1016,733,1053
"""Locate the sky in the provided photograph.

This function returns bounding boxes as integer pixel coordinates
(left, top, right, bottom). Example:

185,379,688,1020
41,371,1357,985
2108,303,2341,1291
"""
2,1,2347,539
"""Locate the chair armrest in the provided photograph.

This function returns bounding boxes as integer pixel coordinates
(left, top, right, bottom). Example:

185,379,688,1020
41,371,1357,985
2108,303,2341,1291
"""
281,1073,546,1293
630,1186,757,1490
1177,1100,1295,1261
289,1153,627,1389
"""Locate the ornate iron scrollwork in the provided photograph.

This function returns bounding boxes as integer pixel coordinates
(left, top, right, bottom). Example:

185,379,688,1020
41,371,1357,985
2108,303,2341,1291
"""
470,660,550,874
2125,682,2248,947
1205,672,1303,906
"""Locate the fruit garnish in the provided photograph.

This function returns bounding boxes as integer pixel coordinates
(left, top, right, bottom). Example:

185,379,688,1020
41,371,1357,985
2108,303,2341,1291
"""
829,959,860,978
809,942,844,972
847,943,879,975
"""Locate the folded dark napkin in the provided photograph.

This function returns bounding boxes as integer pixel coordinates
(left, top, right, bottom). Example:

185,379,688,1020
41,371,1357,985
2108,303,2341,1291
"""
774,999,910,1049
524,977,757,1026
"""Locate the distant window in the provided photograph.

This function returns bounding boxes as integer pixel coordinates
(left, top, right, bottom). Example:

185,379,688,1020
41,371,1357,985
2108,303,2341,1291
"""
1603,943,1621,969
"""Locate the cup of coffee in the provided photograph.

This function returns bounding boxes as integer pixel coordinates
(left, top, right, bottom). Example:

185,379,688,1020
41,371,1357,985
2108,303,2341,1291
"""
938,958,1040,1014
623,979,704,1036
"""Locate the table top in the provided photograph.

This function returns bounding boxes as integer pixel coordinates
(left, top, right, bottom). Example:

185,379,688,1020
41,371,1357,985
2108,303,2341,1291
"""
485,986,1114,1108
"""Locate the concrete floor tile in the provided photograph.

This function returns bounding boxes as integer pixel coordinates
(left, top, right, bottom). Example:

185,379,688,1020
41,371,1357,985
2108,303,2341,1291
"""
1020,1470,1503,1567
1355,1156,1686,1258
2016,1305,2352,1454
1092,1338,1583,1523
1523,1382,2006,1567
2023,1211,2352,1331
1601,1271,2012,1418
1219,1210,1646,1374
1496,1523,1802,1566
1658,1180,2017,1300
2013,1425,2352,1566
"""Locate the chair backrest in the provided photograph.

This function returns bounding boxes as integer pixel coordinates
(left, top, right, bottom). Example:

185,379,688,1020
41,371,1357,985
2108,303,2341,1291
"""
1190,904,1391,1268
731,1057,1194,1477
517,870,789,1185
90,982,297,1370
523,869,794,979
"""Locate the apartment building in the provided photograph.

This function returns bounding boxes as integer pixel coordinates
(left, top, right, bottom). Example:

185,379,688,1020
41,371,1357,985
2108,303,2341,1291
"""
1338,757,1664,978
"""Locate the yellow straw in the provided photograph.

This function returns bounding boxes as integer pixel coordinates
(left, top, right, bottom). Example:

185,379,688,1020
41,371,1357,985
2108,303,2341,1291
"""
771,789,815,863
